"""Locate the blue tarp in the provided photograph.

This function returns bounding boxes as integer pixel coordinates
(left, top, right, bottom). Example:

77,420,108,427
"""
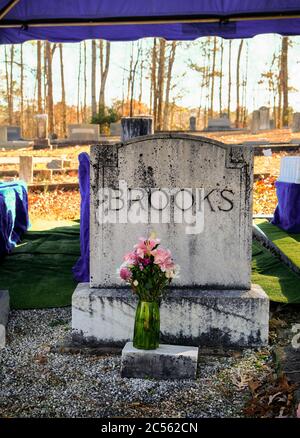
0,181,30,258
272,181,300,233
2,1,300,43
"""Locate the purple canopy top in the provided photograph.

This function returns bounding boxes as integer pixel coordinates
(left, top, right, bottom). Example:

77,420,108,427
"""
2,0,300,43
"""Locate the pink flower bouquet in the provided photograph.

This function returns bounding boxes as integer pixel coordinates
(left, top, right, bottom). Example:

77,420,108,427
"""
118,235,179,302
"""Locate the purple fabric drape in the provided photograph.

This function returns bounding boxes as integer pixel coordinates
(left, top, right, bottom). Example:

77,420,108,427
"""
72,152,90,282
272,181,300,233
2,1,300,43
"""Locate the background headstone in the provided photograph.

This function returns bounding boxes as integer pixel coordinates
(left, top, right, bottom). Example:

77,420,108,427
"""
7,126,21,141
189,116,196,131
205,115,231,131
34,114,50,149
121,116,153,141
0,126,22,142
292,112,300,133
251,110,260,133
68,124,100,141
259,106,270,130
110,121,122,136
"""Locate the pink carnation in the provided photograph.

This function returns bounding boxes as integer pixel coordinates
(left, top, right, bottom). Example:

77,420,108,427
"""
124,251,138,265
119,267,132,281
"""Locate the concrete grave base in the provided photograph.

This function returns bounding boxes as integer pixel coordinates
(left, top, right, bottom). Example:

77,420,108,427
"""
121,342,198,379
0,290,10,349
72,283,269,348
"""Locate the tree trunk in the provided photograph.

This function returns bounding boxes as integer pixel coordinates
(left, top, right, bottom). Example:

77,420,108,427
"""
235,39,244,128
219,40,224,116
281,37,289,127
37,41,43,113
20,45,24,132
59,43,67,137
227,40,232,119
151,39,157,121
210,37,217,117
83,41,87,122
46,41,55,134
91,40,97,118
129,43,141,117
138,55,144,113
163,42,176,130
156,39,166,131
99,41,111,111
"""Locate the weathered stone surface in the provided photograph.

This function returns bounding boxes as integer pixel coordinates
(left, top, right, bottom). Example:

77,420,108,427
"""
121,342,198,379
0,290,10,349
72,283,269,348
90,134,253,290
121,116,153,141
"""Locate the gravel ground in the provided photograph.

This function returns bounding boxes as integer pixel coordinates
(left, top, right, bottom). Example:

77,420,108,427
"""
0,308,273,418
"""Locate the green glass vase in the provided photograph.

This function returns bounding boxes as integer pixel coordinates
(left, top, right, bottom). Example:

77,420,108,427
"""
133,301,160,350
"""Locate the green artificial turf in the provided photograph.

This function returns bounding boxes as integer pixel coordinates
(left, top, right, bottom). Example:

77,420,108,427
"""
254,219,300,270
0,223,80,309
0,221,299,309
252,240,300,304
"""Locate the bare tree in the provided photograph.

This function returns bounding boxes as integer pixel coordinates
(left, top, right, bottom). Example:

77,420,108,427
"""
46,41,56,134
235,39,244,127
227,40,232,119
99,40,111,111
83,41,87,122
281,36,289,127
150,39,157,119
20,45,24,131
59,43,67,137
91,40,97,118
163,42,177,130
219,40,224,116
37,41,43,113
156,38,166,130
210,37,217,117
129,42,142,116
138,45,144,113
